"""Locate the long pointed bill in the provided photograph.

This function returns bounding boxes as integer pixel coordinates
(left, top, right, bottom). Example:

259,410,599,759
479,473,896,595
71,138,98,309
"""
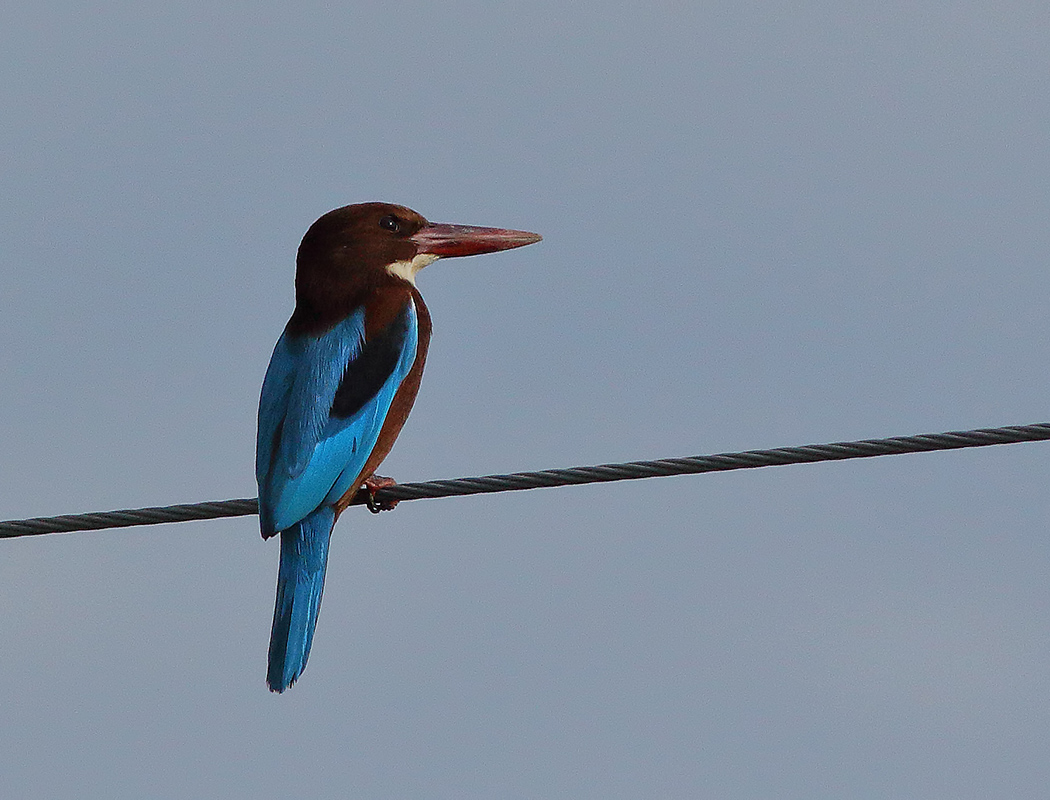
409,222,542,258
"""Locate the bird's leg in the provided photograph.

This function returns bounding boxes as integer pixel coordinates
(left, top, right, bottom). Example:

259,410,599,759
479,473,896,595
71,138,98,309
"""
361,474,399,514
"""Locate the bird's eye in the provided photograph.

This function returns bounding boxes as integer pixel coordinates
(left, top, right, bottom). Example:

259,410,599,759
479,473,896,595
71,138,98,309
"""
379,215,401,233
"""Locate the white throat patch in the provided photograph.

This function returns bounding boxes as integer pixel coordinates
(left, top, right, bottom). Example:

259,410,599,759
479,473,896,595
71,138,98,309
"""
386,253,440,285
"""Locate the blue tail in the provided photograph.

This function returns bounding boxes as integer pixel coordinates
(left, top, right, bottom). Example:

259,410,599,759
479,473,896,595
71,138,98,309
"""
267,506,336,692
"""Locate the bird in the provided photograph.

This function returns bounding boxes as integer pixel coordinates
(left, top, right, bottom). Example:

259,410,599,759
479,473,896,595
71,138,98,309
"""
256,202,542,692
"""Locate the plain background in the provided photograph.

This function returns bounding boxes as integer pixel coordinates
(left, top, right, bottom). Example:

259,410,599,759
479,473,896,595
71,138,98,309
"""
3,3,1050,797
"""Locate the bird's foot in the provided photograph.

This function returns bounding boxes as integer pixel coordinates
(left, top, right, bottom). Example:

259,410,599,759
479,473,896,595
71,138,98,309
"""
362,474,399,514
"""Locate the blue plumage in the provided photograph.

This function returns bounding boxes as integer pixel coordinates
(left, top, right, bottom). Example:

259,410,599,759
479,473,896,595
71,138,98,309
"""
267,506,334,691
258,301,418,692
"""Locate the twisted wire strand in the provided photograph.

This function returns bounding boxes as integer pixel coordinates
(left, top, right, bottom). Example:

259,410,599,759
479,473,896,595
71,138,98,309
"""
2,422,1048,539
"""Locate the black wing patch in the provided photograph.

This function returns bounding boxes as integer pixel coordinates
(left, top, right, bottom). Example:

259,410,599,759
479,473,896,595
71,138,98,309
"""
330,303,413,420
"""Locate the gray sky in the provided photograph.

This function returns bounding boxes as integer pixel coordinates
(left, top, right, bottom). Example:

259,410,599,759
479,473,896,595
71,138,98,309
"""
3,2,1050,797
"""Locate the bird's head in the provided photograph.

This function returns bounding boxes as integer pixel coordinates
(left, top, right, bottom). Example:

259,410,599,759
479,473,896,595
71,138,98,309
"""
290,203,541,332
295,201,541,293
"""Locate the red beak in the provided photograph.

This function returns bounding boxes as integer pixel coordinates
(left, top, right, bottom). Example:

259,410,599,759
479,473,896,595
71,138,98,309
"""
409,222,542,258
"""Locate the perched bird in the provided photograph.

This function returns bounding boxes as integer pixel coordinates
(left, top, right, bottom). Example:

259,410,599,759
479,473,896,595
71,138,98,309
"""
257,202,541,692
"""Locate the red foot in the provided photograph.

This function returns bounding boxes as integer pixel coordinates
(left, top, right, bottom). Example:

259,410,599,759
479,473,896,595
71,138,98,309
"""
362,474,399,514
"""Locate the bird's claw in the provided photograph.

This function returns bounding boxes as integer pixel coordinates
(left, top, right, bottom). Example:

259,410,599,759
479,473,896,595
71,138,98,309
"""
363,474,399,514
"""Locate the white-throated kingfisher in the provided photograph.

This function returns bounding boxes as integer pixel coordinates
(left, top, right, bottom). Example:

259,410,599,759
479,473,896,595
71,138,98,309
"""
256,202,541,692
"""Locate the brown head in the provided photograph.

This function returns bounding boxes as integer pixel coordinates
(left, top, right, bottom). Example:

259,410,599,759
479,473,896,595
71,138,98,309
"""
290,202,541,333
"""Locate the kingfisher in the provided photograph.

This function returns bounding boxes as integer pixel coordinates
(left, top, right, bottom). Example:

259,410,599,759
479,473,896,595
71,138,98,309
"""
256,202,541,692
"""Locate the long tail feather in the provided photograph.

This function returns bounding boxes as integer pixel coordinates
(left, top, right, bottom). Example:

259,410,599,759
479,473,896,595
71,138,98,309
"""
267,506,336,692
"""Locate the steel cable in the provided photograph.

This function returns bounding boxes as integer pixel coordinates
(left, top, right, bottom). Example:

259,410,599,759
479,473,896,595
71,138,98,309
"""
2,422,1048,539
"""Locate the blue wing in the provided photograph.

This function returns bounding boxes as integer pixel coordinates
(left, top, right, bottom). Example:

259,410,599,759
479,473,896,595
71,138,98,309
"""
257,300,418,692
256,302,418,536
